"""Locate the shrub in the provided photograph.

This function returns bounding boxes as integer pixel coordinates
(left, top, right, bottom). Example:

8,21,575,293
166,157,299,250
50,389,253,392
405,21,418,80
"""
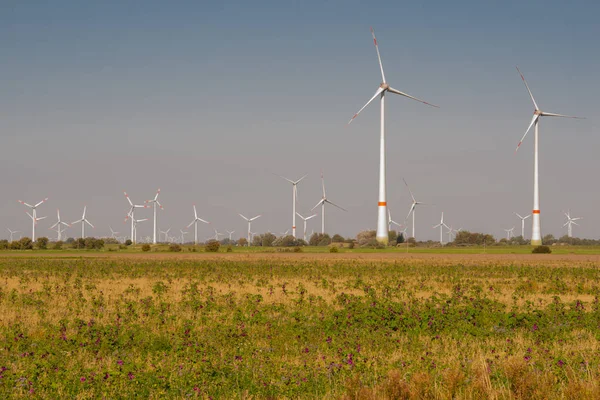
205,240,220,252
332,234,344,243
36,237,49,250
532,245,552,254
125,239,133,246
329,246,339,253
0,240,8,250
141,244,151,252
19,237,33,250
293,246,303,253
169,243,182,252
348,241,355,249
53,241,63,250
238,238,248,247
226,245,233,252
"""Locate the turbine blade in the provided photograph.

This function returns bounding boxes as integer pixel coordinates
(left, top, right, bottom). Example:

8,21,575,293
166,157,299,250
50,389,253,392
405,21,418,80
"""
124,192,133,206
296,212,305,220
238,214,249,221
311,199,325,211
325,199,347,212
273,173,295,184
50,222,59,229
347,87,385,124
387,87,439,108
540,112,585,119
405,204,416,221
194,205,198,219
294,174,308,184
86,220,94,228
34,198,49,208
19,201,34,208
198,218,210,224
250,215,262,221
515,213,523,219
403,178,417,203
515,114,539,153
321,170,326,197
187,221,195,228
370,27,386,83
516,66,539,110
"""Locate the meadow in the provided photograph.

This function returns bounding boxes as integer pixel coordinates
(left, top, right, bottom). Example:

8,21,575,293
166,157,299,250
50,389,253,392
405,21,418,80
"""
1,251,600,399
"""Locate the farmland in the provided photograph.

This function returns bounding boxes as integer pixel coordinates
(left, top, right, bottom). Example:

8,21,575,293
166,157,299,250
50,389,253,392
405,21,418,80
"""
1,252,600,398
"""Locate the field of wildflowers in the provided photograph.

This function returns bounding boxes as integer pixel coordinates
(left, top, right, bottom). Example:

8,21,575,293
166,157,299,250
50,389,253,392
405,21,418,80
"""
0,254,599,398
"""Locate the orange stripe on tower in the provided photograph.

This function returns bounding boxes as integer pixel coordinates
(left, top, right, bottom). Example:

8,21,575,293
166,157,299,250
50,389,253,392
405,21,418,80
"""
292,226,296,229
532,210,540,214
378,202,387,206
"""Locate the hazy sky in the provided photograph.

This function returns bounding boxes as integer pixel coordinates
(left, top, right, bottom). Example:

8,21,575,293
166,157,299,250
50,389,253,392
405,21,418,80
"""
1,1,598,241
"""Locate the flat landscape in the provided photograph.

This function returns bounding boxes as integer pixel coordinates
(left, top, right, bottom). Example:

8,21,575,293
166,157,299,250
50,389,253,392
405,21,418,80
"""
0,250,599,399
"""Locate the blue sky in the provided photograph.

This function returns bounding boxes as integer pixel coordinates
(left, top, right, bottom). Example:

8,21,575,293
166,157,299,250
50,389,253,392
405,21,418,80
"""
1,1,598,240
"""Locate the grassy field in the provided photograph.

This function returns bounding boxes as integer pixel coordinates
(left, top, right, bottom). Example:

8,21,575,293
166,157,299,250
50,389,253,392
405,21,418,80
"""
1,252,600,398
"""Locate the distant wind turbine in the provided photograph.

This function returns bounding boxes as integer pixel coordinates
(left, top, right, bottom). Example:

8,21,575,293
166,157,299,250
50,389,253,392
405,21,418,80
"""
187,205,210,245
239,214,261,245
563,210,582,238
275,173,307,239
226,230,235,241
296,212,317,242
347,28,438,245
433,212,449,244
388,209,403,231
124,192,148,244
72,206,94,239
514,67,584,245
6,228,20,242
514,213,531,238
504,227,515,240
18,198,48,241
403,178,430,240
50,209,70,241
311,171,346,234
145,189,163,245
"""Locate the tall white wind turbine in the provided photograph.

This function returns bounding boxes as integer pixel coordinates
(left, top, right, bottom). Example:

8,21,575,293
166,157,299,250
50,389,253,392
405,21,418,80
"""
124,192,148,243
403,178,429,240
159,227,171,242
504,227,515,240
18,198,48,241
275,174,307,238
348,28,438,245
132,218,147,244
296,212,317,242
187,205,210,245
109,226,120,240
432,212,449,244
50,209,70,241
72,206,94,239
212,229,225,241
563,210,582,238
514,67,584,246
514,213,531,239
145,189,163,245
311,171,346,234
6,228,20,242
239,214,261,245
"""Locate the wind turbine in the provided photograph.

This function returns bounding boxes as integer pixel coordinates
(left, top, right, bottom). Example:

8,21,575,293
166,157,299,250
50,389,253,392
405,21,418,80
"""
145,189,163,245
179,230,188,245
279,229,290,237
403,178,430,240
6,228,20,242
124,192,148,243
71,206,94,239
296,212,317,242
432,212,449,244
187,205,210,245
514,213,531,238
132,218,148,244
388,209,403,232
50,209,70,241
18,198,48,241
311,171,346,234
347,28,438,245
212,229,225,241
504,227,515,240
563,210,582,238
226,230,235,242
109,226,120,240
275,174,307,238
239,214,261,245
159,227,171,242
514,67,584,246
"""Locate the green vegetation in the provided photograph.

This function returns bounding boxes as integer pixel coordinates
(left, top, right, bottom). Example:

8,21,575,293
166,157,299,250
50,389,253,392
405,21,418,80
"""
0,254,599,398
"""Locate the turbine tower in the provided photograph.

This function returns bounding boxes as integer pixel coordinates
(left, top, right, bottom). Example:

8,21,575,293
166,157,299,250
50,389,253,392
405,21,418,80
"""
563,210,582,238
72,206,94,238
187,205,210,245
296,212,317,242
239,214,261,245
145,189,163,245
403,178,429,240
514,213,531,238
348,28,438,245
18,198,48,241
124,192,148,243
275,174,307,239
311,171,346,234
50,209,70,241
433,212,449,244
514,67,584,246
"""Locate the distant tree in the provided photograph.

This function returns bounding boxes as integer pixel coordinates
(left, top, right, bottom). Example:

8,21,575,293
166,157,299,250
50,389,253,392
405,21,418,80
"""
252,235,262,247
356,230,376,247
125,239,133,246
10,241,20,250
65,237,75,244
331,234,344,243
543,234,557,246
205,240,220,252
19,237,33,250
141,244,151,252
237,238,248,247
309,233,331,246
276,235,302,247
36,237,49,250
261,233,277,247
84,238,96,250
0,240,8,250
396,233,404,244
388,230,398,244
53,241,63,250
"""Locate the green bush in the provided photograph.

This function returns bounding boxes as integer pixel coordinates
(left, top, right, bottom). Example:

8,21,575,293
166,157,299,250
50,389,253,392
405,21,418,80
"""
329,246,339,253
293,246,303,253
205,240,220,252
141,244,151,252
226,245,233,252
53,241,63,250
125,239,133,246
169,243,182,252
36,237,49,250
532,245,552,254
